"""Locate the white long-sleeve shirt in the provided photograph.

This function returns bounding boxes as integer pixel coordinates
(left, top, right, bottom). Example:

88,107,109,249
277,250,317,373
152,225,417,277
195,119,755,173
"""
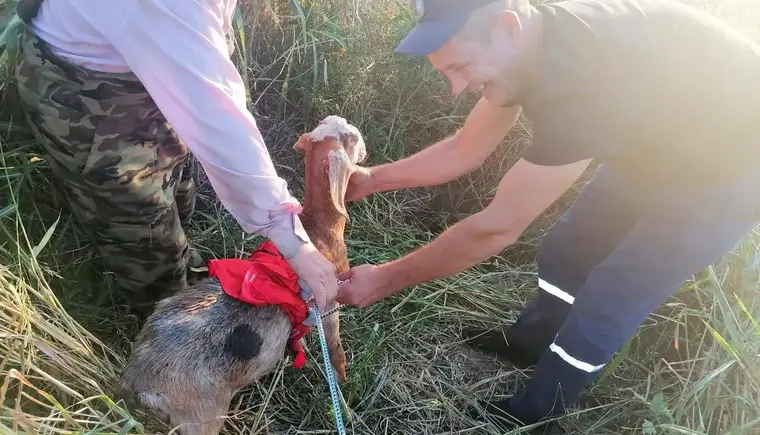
28,0,310,257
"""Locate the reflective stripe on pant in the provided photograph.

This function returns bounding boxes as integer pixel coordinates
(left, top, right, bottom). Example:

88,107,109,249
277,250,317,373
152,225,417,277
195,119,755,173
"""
508,164,760,424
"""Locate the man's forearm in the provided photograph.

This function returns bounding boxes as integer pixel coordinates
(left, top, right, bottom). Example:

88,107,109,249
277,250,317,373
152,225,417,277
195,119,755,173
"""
376,211,520,297
369,100,521,194
369,134,471,193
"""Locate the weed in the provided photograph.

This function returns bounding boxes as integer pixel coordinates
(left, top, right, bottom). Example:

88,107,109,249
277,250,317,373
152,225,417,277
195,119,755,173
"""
1,0,759,434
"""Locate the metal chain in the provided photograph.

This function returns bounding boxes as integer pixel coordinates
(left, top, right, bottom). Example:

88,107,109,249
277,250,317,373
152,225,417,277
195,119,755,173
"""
309,304,347,434
319,303,344,318
316,279,346,318
299,279,347,434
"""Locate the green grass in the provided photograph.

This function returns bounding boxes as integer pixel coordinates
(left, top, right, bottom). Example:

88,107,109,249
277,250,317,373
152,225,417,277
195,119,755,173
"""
1,0,760,433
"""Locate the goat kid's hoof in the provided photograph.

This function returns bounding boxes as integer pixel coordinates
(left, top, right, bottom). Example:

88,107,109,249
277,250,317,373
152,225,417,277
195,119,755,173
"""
332,361,347,384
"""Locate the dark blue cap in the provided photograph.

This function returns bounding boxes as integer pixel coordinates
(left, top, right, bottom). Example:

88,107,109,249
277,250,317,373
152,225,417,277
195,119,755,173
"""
395,0,499,55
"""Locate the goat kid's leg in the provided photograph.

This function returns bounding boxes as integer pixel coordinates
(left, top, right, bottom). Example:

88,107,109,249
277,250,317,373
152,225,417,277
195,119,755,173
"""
171,414,225,435
166,391,232,435
322,309,347,383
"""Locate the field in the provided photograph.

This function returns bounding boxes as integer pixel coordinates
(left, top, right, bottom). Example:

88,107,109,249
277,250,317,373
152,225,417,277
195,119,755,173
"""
2,0,760,434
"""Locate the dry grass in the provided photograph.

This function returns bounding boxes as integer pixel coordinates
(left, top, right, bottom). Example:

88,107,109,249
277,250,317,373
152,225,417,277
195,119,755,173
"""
1,0,759,434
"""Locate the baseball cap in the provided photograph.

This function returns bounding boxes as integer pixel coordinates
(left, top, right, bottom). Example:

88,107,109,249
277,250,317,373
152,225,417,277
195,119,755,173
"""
395,0,500,56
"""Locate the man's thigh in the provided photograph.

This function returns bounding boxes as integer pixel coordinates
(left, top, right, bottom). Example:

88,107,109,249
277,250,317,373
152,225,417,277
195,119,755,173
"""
560,169,760,368
510,170,760,422
515,166,645,332
537,164,646,299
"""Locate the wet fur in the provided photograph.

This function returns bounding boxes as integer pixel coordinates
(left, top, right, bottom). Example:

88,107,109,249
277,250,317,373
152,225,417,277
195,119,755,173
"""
118,116,366,435
121,282,290,434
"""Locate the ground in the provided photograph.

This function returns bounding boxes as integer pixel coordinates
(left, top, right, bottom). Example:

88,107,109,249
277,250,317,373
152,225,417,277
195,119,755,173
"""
1,0,759,434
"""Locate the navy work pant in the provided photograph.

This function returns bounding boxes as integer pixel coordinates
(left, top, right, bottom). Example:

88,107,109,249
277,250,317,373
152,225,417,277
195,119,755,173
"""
506,164,760,424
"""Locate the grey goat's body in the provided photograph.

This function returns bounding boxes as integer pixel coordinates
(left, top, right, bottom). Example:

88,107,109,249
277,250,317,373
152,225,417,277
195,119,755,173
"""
119,277,291,434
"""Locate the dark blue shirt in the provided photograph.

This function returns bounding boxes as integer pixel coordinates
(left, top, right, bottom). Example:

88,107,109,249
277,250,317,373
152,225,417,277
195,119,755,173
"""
520,0,760,187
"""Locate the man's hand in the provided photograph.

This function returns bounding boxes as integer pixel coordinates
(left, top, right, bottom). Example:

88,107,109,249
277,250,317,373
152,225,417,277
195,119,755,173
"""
345,166,375,202
335,264,391,307
285,242,338,312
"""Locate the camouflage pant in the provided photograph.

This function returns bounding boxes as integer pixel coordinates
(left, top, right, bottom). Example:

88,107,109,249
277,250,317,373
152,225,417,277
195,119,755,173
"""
14,29,196,314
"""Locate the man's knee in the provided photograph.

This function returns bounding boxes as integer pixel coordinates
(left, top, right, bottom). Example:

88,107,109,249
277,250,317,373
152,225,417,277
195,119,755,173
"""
521,170,643,340
176,155,198,226
538,165,643,291
66,154,191,305
94,203,189,302
507,224,582,353
522,220,588,330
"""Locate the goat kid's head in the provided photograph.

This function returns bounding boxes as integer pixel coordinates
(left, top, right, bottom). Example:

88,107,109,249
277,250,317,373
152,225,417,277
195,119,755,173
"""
293,116,367,219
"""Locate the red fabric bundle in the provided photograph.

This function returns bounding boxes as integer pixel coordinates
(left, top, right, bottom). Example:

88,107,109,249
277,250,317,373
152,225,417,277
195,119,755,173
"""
207,240,311,368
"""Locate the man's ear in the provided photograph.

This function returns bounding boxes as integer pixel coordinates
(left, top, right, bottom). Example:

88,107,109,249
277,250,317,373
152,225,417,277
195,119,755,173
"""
293,133,313,154
493,10,522,39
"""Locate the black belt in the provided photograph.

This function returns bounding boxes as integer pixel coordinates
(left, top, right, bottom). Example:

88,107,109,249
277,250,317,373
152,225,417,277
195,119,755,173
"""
16,0,44,25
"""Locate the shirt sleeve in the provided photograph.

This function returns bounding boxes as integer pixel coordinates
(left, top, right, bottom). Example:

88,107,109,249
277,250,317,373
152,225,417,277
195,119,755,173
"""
102,0,310,258
521,97,605,167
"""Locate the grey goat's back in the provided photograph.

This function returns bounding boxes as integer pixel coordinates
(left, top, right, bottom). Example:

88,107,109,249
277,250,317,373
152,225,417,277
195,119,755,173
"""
118,277,292,424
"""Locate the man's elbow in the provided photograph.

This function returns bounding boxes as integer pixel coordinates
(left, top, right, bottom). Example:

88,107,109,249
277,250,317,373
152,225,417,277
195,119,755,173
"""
451,131,491,174
469,209,524,253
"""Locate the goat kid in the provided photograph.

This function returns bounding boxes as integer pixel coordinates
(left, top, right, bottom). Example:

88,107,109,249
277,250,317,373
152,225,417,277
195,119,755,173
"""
117,115,367,435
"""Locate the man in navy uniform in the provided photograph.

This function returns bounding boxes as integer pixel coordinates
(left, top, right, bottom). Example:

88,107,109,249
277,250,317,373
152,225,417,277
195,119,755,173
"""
337,0,760,430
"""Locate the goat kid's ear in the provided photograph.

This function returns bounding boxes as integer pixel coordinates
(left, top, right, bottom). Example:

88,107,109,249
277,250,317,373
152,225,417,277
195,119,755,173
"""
339,131,368,165
293,133,313,154
327,149,352,220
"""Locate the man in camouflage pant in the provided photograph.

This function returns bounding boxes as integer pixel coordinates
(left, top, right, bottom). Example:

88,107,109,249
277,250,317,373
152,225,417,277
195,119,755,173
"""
14,30,198,315
12,0,342,318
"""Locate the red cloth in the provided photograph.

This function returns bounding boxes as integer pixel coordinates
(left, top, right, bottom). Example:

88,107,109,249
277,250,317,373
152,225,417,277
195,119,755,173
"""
207,240,311,368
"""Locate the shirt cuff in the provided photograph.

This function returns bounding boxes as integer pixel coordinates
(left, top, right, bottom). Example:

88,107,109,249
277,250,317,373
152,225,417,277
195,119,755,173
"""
264,212,311,258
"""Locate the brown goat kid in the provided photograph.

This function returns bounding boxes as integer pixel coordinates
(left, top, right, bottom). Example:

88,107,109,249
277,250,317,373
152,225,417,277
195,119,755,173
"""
118,115,367,435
